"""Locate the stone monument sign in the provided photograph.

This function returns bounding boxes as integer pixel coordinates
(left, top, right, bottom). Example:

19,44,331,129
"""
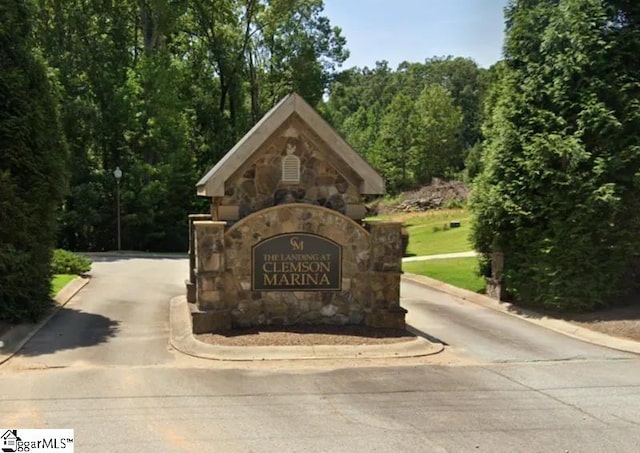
189,93,406,333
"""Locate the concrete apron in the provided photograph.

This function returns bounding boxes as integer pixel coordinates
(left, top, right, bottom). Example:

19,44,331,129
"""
169,296,443,361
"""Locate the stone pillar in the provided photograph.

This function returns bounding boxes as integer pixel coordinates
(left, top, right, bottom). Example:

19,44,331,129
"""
363,221,407,329
485,251,504,300
192,220,231,333
186,214,211,303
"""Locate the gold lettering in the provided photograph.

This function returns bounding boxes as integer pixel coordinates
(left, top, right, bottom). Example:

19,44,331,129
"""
262,272,335,287
257,234,341,289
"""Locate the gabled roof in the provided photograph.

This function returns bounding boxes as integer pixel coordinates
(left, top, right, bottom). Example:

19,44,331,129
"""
196,93,384,197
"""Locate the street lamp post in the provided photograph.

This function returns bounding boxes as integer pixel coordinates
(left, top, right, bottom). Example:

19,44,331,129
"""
113,166,122,252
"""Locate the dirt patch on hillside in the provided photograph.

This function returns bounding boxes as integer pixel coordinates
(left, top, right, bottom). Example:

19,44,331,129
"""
196,325,416,347
373,179,469,215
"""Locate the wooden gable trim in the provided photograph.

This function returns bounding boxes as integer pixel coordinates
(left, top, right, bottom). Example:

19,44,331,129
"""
196,93,384,197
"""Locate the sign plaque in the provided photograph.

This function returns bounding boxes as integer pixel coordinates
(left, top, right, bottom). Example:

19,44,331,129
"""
252,233,342,291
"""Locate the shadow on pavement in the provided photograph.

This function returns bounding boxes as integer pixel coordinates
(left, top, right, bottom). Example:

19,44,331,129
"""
406,326,448,346
16,307,120,357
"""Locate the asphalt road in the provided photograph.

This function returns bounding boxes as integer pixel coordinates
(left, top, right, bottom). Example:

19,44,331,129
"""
402,280,636,363
1,258,639,452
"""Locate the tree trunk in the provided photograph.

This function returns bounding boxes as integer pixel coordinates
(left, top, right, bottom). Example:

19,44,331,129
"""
249,49,260,121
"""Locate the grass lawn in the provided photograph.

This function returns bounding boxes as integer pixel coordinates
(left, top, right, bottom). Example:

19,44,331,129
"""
403,257,484,293
52,274,76,296
371,209,473,256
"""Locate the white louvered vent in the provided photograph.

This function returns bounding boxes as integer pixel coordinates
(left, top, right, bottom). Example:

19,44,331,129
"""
282,155,300,183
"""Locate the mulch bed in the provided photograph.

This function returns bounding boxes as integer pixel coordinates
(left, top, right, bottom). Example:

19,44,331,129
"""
196,325,416,347
566,304,640,342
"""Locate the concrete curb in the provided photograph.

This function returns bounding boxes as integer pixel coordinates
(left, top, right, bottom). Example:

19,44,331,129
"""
169,296,443,361
0,276,91,365
402,273,640,355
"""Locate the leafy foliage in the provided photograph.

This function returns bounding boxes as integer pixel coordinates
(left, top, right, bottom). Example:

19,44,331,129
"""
51,250,91,275
471,0,640,311
321,57,490,192
32,0,348,252
0,0,68,321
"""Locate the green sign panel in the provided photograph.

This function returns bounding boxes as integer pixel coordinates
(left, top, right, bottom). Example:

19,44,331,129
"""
252,233,342,291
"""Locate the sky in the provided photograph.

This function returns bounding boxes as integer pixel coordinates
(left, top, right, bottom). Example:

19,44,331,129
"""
322,0,510,70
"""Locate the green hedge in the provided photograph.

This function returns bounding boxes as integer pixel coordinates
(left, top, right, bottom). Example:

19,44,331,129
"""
471,0,640,311
0,1,68,322
51,249,91,275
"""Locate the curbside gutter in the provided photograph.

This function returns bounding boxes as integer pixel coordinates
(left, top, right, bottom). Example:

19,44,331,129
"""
169,296,443,361
402,272,640,355
0,276,91,365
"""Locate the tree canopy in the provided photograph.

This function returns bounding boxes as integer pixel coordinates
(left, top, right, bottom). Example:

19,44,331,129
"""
320,57,490,192
33,0,348,252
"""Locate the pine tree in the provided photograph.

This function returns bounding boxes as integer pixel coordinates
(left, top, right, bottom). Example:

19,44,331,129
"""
0,1,68,321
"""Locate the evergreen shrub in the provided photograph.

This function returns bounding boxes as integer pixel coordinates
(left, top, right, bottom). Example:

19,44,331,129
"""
51,249,91,275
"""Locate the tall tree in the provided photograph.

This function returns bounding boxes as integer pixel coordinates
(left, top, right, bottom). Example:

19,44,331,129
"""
0,0,68,321
471,0,640,311
410,84,464,184
252,0,348,109
372,93,416,191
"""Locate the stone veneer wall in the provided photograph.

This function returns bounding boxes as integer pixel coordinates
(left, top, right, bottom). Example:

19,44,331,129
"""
192,204,405,332
218,116,363,218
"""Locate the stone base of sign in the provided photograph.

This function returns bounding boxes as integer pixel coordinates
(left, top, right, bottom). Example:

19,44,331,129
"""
365,306,408,330
185,281,196,303
190,304,232,334
190,204,406,333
